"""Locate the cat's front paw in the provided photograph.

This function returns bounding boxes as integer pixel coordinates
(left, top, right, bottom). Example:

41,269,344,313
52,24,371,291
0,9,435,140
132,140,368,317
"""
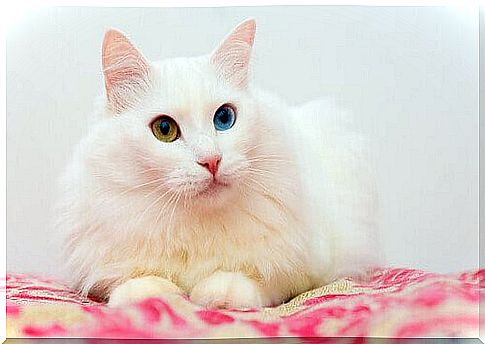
190,271,270,310
108,276,182,307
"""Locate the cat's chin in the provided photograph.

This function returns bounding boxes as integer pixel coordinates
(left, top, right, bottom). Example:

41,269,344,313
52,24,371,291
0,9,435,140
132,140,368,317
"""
192,180,235,209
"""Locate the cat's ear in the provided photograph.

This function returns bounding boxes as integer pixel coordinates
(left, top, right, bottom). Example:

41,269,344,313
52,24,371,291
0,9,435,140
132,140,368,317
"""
210,19,256,89
102,29,151,114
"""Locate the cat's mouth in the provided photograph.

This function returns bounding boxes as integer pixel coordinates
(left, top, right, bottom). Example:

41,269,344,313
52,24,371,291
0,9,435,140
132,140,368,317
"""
197,179,230,198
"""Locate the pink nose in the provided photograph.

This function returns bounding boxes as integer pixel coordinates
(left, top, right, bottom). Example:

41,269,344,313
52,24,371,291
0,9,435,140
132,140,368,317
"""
197,155,221,176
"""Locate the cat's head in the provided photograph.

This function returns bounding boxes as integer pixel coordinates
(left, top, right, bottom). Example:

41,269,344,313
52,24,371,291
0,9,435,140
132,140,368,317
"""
82,19,286,214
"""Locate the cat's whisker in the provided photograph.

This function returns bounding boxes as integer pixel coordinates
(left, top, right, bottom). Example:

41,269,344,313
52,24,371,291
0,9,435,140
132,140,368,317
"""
129,189,172,233
131,153,157,162
244,175,290,207
246,158,290,166
239,178,294,220
182,185,189,209
241,142,271,154
143,181,171,199
167,190,183,235
247,167,282,179
246,155,289,162
246,169,293,190
155,190,179,227
244,176,274,197
137,167,165,175
119,178,166,196
156,190,182,242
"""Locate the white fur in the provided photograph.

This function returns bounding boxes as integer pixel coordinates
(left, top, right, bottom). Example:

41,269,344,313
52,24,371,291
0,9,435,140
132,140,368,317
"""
57,20,380,308
109,276,182,307
190,271,271,309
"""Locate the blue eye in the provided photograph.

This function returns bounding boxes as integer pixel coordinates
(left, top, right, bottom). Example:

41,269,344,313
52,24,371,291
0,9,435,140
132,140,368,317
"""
213,104,236,131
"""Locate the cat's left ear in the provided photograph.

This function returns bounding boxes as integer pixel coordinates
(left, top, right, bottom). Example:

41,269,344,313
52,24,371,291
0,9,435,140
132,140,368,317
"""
102,29,152,114
210,19,256,89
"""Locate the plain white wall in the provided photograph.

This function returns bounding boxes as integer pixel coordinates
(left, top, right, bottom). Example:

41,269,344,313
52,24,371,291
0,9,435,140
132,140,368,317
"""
6,6,478,278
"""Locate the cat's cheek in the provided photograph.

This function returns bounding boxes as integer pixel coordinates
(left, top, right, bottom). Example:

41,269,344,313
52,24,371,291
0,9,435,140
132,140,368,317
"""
189,271,271,310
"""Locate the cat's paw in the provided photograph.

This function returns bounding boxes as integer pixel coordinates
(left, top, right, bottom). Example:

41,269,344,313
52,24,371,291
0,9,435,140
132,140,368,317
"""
190,271,270,310
108,276,182,307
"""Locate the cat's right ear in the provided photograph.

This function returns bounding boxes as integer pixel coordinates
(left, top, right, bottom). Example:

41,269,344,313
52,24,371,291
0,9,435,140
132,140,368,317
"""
210,19,256,89
102,29,151,114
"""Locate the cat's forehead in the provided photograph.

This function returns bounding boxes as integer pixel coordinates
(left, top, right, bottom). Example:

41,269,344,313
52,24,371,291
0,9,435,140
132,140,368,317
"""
151,57,232,114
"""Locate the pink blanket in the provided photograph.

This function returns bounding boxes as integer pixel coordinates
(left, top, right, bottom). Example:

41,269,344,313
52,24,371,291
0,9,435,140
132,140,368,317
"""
5,268,483,339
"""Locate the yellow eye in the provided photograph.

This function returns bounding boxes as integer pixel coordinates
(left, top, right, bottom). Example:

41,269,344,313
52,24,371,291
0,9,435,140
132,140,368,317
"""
151,116,180,142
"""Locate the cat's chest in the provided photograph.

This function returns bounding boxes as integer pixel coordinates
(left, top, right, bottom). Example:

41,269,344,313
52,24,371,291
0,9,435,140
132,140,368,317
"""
160,236,302,293
152,213,309,292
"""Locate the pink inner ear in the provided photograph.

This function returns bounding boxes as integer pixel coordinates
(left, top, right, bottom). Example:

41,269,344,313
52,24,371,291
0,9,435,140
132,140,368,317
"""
211,19,256,89
102,30,149,113
102,29,150,112
227,19,256,47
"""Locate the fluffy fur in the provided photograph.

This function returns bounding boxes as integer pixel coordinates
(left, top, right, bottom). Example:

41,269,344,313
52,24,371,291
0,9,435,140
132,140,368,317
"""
57,19,380,308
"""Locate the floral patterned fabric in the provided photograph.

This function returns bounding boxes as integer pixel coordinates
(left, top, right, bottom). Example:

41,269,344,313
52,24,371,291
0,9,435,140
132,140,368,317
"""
5,268,484,339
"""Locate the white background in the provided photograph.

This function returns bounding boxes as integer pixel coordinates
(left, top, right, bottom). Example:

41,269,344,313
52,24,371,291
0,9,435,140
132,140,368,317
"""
6,6,478,278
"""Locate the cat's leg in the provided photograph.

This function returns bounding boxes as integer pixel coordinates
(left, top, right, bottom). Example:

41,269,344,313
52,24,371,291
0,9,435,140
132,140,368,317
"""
190,271,271,309
108,276,183,307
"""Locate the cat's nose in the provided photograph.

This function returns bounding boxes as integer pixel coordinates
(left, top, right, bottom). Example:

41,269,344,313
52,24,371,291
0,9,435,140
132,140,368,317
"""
197,155,221,176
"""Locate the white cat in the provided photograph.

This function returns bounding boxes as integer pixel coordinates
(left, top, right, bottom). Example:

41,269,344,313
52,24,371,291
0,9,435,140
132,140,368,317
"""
57,19,380,309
